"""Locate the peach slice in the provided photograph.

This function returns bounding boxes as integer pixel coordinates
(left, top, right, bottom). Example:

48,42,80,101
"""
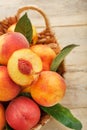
30,44,56,71
7,49,42,88
0,66,21,101
0,103,6,130
0,32,29,65
30,71,66,107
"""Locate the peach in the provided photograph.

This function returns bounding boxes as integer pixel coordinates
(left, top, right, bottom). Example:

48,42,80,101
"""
7,23,38,44
0,103,6,130
22,85,31,93
7,49,42,87
7,23,16,32
0,32,29,65
30,44,56,71
30,71,66,107
0,66,21,101
5,96,41,130
32,25,38,44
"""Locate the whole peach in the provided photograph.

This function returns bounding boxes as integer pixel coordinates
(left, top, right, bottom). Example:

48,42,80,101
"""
0,66,21,101
31,71,66,107
5,96,41,130
0,103,6,130
0,32,29,65
30,44,56,71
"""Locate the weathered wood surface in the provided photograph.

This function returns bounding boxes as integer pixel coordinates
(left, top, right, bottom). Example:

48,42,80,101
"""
0,0,87,130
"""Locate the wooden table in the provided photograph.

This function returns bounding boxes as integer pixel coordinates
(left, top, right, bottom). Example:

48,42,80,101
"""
0,0,87,130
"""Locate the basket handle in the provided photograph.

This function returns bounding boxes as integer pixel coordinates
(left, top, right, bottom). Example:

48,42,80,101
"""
16,6,50,30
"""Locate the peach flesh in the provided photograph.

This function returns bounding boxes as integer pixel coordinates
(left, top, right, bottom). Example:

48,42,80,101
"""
7,49,42,87
0,103,6,130
31,71,66,107
0,66,21,101
5,96,41,130
0,32,29,65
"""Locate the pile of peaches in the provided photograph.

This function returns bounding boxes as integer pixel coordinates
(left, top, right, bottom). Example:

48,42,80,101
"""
0,24,66,130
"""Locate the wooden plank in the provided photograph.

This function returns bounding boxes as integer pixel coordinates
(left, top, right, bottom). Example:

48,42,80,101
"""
0,0,87,26
0,0,87,16
61,71,87,108
53,26,87,108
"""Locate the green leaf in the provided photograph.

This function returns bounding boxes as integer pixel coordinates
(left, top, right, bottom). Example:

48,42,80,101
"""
40,104,82,130
15,13,33,43
50,44,79,72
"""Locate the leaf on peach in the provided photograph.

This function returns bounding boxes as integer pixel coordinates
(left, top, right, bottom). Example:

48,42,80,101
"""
15,13,33,43
50,44,79,72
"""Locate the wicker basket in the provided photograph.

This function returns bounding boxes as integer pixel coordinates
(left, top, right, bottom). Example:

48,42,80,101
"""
0,6,65,130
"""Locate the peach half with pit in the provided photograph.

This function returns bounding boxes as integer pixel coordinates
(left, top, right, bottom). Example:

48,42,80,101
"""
0,66,21,101
30,44,56,71
0,103,6,130
30,71,66,107
0,32,29,65
7,49,42,88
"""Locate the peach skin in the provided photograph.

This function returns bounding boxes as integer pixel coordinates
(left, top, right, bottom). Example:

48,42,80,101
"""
30,71,66,107
0,103,6,130
7,23,16,32
30,44,56,71
0,66,21,101
32,25,38,44
7,49,42,88
22,85,31,93
5,96,41,130
0,32,29,65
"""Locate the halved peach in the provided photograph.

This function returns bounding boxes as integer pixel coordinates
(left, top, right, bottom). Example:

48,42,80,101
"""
7,49,42,88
